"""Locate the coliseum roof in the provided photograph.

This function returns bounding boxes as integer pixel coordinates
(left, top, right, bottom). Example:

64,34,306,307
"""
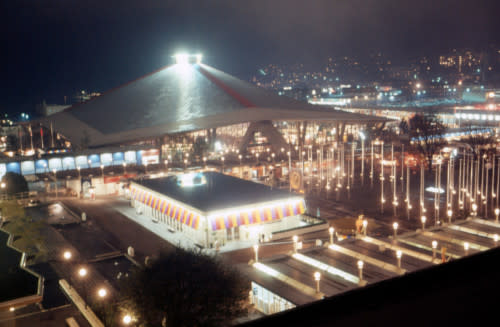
41,63,388,147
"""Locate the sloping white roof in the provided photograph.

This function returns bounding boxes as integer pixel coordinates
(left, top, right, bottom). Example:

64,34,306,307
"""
40,63,388,147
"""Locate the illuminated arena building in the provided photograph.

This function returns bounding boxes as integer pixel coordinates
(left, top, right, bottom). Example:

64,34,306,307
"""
38,54,387,162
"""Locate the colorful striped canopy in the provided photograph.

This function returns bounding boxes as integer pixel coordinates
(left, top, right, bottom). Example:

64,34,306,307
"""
210,199,306,231
131,187,200,229
130,185,306,231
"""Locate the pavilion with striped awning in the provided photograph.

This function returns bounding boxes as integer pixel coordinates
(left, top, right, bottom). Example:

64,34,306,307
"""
128,172,311,248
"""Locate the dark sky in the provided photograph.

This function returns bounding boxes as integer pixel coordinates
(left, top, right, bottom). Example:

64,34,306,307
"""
2,0,500,113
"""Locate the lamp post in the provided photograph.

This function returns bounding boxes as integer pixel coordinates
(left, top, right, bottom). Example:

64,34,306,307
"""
292,235,298,253
447,209,452,224
495,208,500,223
421,216,427,231
100,164,104,177
396,250,402,269
329,227,334,244
203,157,207,169
77,166,81,179
357,260,364,284
253,244,259,263
239,154,243,178
362,220,368,236
472,203,478,217
494,234,499,245
393,222,399,239
464,242,470,256
432,240,438,260
53,169,58,199
122,163,127,175
78,267,88,307
314,272,321,293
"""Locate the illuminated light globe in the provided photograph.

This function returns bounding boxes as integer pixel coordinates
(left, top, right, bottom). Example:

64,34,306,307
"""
123,315,132,325
176,173,207,187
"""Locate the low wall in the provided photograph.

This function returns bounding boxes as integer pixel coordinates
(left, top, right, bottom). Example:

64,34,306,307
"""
271,217,329,241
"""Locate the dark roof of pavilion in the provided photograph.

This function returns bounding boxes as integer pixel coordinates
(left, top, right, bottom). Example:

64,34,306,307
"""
40,63,388,147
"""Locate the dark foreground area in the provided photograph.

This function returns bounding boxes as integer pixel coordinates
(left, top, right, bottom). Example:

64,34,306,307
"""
240,246,500,327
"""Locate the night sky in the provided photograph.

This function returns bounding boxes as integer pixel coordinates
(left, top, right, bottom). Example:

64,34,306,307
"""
2,0,500,113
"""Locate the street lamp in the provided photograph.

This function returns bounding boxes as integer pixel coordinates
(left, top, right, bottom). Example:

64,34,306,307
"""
393,222,399,238
238,154,243,178
494,234,499,245
53,169,58,199
421,216,427,231
314,271,321,293
123,315,132,325
78,267,88,307
63,250,72,260
495,208,500,223
329,227,334,244
472,203,478,217
396,250,402,269
292,235,298,253
464,242,470,256
78,267,88,277
253,244,259,263
97,288,107,299
362,220,368,236
357,260,364,284
447,209,452,224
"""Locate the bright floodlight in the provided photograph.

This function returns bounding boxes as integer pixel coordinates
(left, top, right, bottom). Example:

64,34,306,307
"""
314,271,321,281
175,53,189,65
396,250,402,259
174,53,202,65
432,240,438,249
357,260,364,269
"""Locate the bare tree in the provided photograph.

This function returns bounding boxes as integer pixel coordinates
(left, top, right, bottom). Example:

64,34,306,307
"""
408,112,447,171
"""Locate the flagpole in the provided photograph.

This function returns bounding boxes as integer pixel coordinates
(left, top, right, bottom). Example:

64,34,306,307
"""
19,127,23,153
29,125,33,151
50,122,54,148
40,124,44,149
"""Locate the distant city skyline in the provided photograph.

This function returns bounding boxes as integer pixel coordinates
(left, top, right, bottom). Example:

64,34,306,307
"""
2,0,500,113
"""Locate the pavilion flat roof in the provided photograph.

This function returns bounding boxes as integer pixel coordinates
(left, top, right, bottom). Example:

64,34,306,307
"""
132,172,299,213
